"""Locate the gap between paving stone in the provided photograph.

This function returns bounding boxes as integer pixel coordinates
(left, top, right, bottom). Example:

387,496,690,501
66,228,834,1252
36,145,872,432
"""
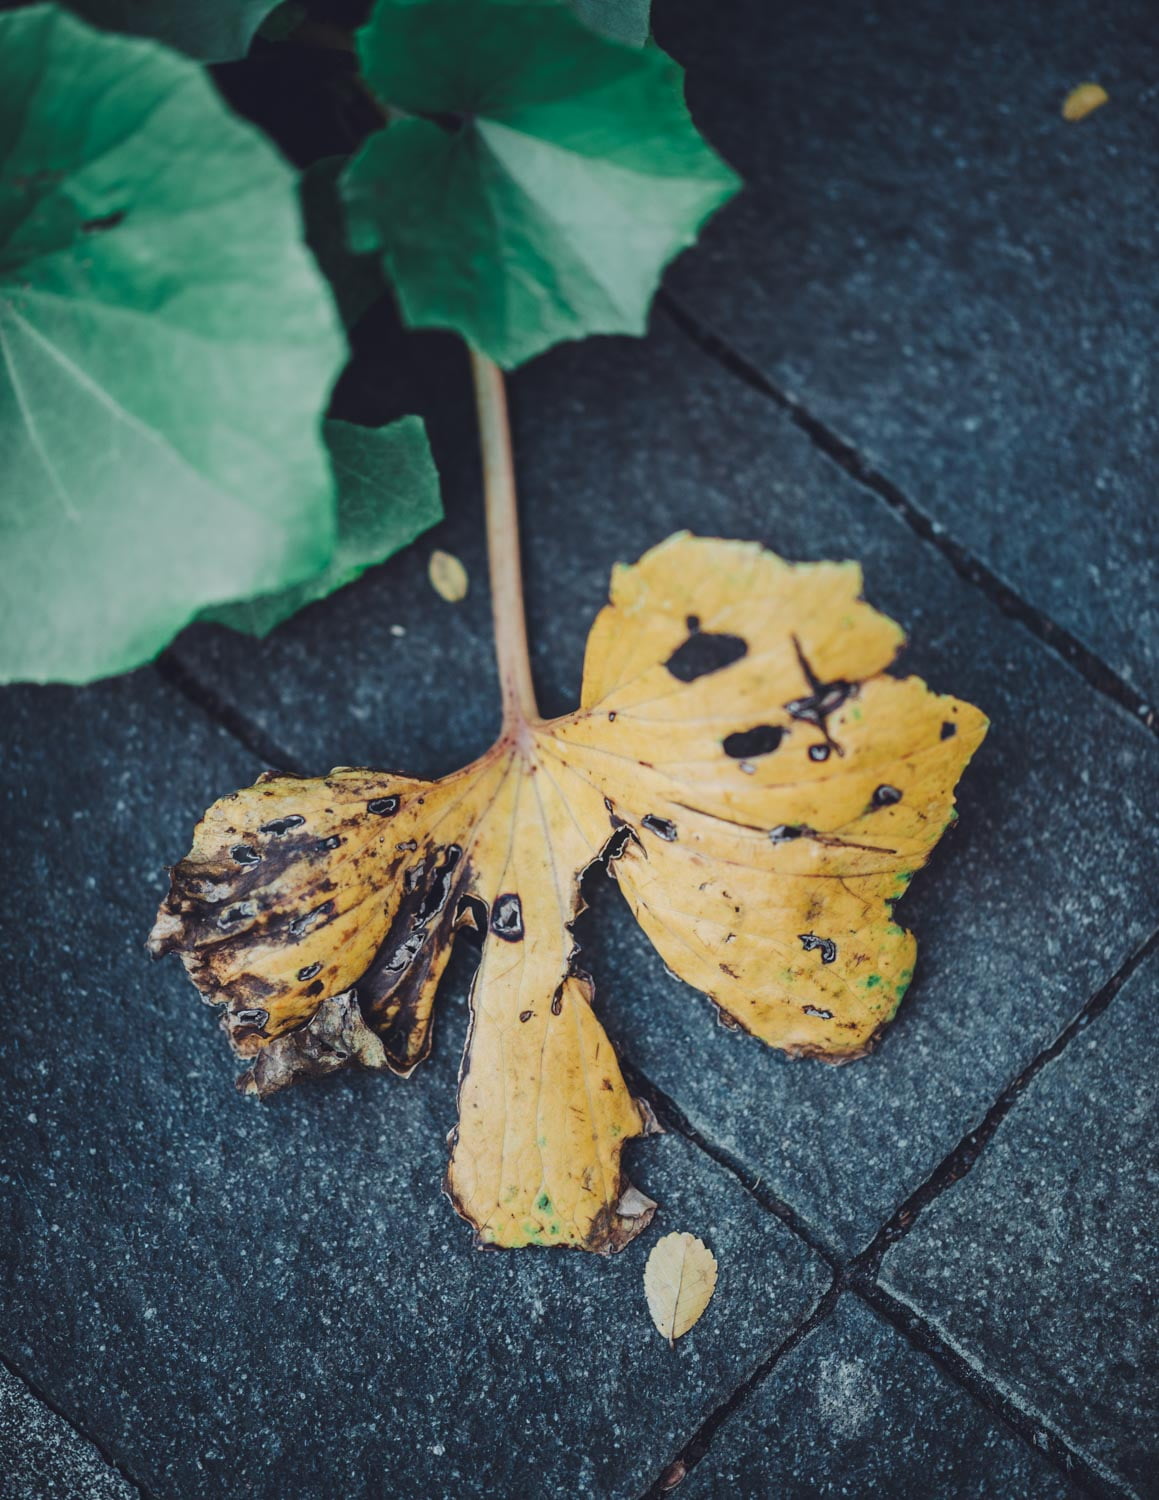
636,932,1158,1500
640,1280,1124,1500
0,1351,153,1500
151,652,1143,1500
657,292,1156,739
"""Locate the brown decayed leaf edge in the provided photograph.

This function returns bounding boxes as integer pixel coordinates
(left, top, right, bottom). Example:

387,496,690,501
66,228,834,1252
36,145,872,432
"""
150,534,987,1252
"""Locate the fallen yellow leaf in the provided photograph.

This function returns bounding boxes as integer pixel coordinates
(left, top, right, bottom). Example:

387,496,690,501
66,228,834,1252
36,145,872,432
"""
150,533,986,1251
428,548,469,602
1062,83,1108,121
644,1231,718,1344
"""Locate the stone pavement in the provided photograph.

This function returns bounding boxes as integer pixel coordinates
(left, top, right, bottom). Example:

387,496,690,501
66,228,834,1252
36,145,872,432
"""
1,1,1156,1496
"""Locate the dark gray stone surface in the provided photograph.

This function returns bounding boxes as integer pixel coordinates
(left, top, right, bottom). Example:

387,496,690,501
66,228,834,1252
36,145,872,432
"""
882,949,1159,1495
172,315,1159,1255
656,0,1159,701
0,1365,135,1500
676,1296,1072,1499
0,675,829,1500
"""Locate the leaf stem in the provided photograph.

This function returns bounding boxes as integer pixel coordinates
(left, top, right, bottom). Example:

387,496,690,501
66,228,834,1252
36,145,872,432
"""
470,347,540,733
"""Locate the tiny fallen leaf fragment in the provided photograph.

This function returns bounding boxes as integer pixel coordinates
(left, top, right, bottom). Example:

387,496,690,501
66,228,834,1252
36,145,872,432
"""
1062,83,1108,121
644,1232,718,1345
428,549,469,602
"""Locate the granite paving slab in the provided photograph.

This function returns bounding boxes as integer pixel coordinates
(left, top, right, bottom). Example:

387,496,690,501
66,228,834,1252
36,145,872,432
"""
673,1295,1074,1499
655,0,1159,702
881,946,1159,1496
0,1364,136,1500
170,313,1159,1255
0,675,830,1500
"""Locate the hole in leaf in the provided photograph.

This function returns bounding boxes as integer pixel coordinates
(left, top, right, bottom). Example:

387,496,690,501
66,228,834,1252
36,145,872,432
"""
798,932,837,964
490,892,524,942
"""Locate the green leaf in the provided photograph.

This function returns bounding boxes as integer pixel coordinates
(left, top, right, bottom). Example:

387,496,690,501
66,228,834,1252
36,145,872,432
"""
203,417,442,636
341,0,739,369
570,0,650,47
301,157,388,329
0,5,346,684
44,0,277,61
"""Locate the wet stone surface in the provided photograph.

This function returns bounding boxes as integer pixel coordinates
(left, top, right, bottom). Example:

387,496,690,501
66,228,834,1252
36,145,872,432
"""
882,949,1159,1496
676,1296,1073,1499
657,0,1159,700
0,678,829,1500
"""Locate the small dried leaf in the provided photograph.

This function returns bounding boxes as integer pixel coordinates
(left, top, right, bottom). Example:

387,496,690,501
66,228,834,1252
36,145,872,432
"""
428,548,469,603
644,1232,718,1344
1062,83,1108,121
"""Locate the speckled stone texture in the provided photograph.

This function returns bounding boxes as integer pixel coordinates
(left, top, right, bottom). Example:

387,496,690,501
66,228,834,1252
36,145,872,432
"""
882,951,1159,1496
0,1365,135,1500
657,0,1159,702
677,1297,1072,1499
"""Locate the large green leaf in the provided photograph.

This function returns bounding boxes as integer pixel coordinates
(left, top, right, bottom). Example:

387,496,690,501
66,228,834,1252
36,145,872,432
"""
0,6,346,683
203,417,442,636
46,0,276,60
341,0,739,368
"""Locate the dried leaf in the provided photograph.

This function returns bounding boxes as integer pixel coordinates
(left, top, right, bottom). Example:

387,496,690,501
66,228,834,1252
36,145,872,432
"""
644,1232,718,1344
151,535,987,1251
1062,83,1108,121
428,549,469,603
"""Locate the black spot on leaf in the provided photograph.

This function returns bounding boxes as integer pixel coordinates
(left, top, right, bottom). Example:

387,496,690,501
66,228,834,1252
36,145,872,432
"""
368,796,400,817
297,962,322,982
871,785,903,808
231,844,260,866
305,980,324,997
723,724,785,759
665,624,748,682
81,208,126,233
803,1005,834,1019
641,814,678,841
260,814,305,836
808,744,830,762
941,720,957,740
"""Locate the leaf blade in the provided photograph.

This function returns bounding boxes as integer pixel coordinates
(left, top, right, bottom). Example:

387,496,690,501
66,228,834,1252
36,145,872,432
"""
341,0,739,367
644,1232,718,1344
203,418,442,637
0,6,346,683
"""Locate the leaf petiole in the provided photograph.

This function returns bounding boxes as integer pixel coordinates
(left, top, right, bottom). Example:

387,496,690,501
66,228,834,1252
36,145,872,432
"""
469,347,541,735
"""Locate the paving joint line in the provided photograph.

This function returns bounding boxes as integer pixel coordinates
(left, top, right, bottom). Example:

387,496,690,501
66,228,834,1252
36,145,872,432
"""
849,1282,1131,1499
636,1277,843,1499
852,923,1159,1277
617,1058,841,1270
658,289,1156,739
0,1349,156,1500
155,650,308,775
